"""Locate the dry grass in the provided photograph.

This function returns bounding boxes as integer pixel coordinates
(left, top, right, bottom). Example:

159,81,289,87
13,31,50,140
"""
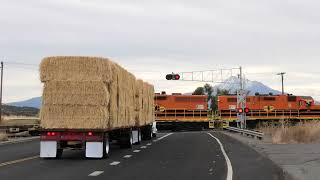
258,120,320,144
0,132,8,142
0,118,39,126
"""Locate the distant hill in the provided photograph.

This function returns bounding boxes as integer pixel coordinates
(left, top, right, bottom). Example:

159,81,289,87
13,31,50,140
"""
2,104,39,117
7,97,42,109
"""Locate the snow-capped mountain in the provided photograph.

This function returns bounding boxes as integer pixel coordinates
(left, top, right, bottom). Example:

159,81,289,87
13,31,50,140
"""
213,76,281,95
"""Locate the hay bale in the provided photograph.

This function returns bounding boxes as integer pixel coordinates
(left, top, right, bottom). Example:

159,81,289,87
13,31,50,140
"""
40,56,154,130
40,105,109,129
40,56,113,82
127,73,136,127
145,83,155,125
135,80,143,126
43,81,109,106
108,63,120,128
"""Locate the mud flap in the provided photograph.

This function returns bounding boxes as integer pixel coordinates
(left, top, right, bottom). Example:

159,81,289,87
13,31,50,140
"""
40,141,57,158
86,142,103,158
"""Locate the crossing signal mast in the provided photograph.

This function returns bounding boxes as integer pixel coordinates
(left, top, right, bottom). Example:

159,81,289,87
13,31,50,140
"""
165,67,248,128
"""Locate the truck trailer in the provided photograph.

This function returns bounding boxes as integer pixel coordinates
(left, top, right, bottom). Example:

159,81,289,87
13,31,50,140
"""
39,56,156,159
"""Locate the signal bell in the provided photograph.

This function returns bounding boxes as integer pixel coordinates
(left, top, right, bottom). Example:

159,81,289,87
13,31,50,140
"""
166,73,180,80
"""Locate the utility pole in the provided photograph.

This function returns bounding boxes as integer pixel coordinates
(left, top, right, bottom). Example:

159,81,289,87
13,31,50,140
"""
0,62,3,122
277,72,286,95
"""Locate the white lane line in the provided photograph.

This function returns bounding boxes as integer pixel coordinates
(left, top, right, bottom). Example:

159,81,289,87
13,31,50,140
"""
0,155,39,167
146,143,152,146
0,137,39,146
207,133,233,180
140,146,147,149
88,171,104,176
110,161,121,166
123,155,132,158
154,133,173,142
133,150,141,153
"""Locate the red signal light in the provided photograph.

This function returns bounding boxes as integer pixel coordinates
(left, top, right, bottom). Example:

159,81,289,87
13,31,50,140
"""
174,74,180,80
237,108,243,113
244,108,250,113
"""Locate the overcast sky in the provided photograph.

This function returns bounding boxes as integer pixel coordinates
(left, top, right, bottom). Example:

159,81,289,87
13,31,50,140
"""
1,0,320,102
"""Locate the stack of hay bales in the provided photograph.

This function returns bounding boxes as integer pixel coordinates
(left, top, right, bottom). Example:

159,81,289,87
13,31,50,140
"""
40,56,154,130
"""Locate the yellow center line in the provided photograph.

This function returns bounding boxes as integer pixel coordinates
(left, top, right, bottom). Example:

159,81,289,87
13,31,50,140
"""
0,156,39,168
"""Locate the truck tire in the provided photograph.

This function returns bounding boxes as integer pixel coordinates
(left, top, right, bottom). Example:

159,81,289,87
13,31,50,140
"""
152,133,157,138
56,149,63,159
142,126,152,140
119,131,133,149
138,129,142,143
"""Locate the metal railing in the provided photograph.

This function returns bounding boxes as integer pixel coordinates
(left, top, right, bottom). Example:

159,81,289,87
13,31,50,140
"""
226,126,264,140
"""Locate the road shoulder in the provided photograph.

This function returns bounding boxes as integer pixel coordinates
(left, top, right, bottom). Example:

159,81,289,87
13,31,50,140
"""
222,130,320,180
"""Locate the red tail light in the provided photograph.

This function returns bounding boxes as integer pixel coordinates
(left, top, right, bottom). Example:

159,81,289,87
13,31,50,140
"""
88,132,93,136
46,132,56,136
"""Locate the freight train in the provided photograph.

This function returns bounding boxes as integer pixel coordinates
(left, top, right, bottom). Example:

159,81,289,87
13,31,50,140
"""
218,94,320,121
154,92,212,130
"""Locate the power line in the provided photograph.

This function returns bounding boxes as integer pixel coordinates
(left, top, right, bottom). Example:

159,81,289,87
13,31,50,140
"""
5,62,38,66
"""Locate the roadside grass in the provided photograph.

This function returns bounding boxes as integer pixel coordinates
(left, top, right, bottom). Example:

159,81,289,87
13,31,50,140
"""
0,132,8,141
258,120,320,144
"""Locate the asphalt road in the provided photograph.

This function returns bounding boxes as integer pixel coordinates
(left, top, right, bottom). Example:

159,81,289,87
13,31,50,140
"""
0,131,284,180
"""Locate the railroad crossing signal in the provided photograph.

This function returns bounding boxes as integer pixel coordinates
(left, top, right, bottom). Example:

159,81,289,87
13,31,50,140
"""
237,108,243,113
166,73,180,80
237,107,250,114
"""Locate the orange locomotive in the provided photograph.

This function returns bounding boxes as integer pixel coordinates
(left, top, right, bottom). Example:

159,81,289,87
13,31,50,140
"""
218,94,320,120
154,92,209,130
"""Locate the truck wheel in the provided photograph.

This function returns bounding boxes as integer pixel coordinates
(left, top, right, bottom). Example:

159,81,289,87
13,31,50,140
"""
142,126,152,140
56,149,63,159
103,134,110,158
138,129,142,143
119,131,133,148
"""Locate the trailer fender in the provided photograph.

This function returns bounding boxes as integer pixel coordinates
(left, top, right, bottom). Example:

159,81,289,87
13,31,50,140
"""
86,142,103,158
40,141,57,158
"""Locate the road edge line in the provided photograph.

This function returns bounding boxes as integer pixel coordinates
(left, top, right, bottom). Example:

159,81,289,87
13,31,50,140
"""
154,133,173,142
207,132,233,180
0,137,39,146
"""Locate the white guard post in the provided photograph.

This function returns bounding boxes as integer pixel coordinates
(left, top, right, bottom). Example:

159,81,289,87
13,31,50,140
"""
40,141,57,158
86,142,103,158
